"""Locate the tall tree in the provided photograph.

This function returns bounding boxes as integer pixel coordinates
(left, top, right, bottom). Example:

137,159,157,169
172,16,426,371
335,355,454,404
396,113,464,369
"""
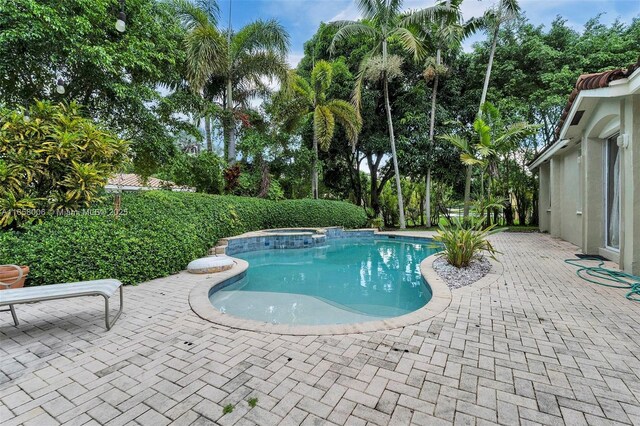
175,0,226,153
410,0,480,225
1,0,190,177
478,0,521,112
221,20,290,163
330,0,442,229
176,2,289,162
455,0,520,219
279,61,362,199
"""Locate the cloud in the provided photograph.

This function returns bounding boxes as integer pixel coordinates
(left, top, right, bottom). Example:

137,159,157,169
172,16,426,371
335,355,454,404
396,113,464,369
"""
330,2,359,21
288,51,305,68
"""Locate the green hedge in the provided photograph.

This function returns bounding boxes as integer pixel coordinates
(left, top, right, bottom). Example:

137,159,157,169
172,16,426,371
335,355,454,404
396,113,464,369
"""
0,191,367,286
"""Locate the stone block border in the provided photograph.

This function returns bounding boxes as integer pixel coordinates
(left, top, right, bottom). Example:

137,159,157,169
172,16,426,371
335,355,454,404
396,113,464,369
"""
189,229,464,335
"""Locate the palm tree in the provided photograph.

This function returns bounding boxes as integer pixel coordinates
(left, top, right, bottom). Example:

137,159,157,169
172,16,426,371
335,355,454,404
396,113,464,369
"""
282,61,362,199
439,131,478,219
330,0,443,229
478,0,521,113
176,0,289,161
411,0,481,225
174,0,226,152
440,103,537,220
221,20,290,163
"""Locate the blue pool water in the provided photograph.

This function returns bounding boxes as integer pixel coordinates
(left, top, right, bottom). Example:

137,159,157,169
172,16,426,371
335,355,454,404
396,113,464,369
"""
209,238,440,326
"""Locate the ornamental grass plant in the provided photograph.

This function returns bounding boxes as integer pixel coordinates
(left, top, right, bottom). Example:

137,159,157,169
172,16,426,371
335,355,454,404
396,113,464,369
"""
433,218,501,268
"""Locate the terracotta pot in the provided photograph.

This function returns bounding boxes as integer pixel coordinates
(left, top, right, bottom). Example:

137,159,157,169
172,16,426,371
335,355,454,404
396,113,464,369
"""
0,265,30,289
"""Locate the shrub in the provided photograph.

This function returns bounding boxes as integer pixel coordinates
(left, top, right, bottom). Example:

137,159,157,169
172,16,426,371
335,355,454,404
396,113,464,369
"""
433,218,501,268
0,101,128,228
162,151,223,194
0,191,367,286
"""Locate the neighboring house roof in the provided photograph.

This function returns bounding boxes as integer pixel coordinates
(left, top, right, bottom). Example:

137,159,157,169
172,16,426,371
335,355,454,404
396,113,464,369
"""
106,173,195,192
529,58,640,168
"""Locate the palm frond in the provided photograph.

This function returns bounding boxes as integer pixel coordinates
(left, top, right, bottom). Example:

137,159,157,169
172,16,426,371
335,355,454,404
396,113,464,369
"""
184,26,226,92
462,16,485,38
314,105,336,151
326,99,362,148
501,0,521,16
473,119,492,147
439,133,470,153
390,27,424,62
232,19,290,58
195,0,219,23
288,72,314,106
401,3,451,26
460,152,482,166
311,61,333,98
172,0,217,30
329,22,378,54
356,0,382,21
494,121,539,146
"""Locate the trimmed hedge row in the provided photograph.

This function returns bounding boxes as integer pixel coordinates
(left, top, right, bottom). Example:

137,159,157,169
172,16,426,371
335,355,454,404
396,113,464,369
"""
0,191,367,286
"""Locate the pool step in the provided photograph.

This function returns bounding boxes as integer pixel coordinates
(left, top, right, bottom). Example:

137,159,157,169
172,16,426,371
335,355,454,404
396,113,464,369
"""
208,239,228,256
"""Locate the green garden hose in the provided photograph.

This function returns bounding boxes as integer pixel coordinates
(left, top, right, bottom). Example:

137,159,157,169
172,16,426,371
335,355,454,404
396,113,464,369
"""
564,258,640,302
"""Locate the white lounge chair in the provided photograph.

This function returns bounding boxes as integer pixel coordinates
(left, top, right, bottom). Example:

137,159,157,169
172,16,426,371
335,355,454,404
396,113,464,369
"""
0,279,123,330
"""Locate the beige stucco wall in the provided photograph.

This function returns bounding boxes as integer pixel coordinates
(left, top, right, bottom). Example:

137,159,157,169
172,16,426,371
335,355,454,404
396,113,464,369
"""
538,163,550,232
621,95,639,275
539,93,639,275
546,146,583,247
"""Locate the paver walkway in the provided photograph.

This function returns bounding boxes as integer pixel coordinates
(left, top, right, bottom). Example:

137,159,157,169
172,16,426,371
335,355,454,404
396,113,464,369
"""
1,233,640,425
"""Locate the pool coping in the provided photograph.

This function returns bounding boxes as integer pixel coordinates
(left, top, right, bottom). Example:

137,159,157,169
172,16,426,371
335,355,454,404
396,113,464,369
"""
189,233,456,335
188,230,505,335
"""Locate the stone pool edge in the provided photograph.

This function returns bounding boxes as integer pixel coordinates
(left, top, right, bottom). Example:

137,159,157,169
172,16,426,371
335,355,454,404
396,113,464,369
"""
188,239,454,336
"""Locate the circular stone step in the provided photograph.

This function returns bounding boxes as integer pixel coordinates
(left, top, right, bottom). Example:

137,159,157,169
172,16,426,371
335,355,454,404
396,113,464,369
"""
187,256,234,274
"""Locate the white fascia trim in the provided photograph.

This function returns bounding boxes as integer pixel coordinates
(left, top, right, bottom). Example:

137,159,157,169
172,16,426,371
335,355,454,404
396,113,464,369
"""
530,139,571,169
531,70,638,170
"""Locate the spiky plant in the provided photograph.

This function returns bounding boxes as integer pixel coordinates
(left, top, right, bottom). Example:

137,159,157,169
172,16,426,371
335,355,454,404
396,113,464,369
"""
433,217,501,268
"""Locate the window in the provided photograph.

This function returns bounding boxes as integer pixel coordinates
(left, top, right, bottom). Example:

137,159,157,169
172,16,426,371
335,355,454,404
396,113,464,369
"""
605,135,620,249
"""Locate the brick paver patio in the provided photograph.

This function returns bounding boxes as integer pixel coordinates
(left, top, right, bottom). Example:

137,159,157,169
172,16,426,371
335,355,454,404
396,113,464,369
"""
1,233,640,425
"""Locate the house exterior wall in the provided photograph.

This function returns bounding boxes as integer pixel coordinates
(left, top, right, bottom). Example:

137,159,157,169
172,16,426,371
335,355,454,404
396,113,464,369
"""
538,162,551,232
537,94,639,275
546,146,582,247
622,95,640,275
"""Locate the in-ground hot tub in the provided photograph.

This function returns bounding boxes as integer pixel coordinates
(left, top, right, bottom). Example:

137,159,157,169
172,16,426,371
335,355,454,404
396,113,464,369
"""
262,228,317,234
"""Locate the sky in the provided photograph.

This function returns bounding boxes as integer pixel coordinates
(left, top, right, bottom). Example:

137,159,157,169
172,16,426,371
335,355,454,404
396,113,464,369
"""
219,0,640,67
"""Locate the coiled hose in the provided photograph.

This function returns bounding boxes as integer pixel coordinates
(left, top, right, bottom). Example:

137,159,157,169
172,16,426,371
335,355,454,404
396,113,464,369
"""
565,258,640,302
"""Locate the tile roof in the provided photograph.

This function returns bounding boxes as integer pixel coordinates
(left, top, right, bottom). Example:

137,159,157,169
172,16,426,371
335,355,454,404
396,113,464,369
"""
107,173,193,191
530,57,640,167
554,58,640,141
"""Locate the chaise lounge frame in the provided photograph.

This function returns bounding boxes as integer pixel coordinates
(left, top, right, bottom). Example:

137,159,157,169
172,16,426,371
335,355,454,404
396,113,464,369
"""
0,277,124,330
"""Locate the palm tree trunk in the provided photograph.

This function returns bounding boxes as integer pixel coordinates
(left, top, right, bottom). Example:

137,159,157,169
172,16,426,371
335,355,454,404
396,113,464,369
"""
479,25,500,114
486,177,492,225
204,115,212,152
463,164,472,219
383,76,406,229
424,169,431,227
426,48,440,228
382,39,406,229
226,77,236,164
312,133,319,199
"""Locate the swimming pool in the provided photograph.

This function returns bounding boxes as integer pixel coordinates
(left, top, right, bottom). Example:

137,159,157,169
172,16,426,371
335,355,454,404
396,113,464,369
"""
208,237,440,326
